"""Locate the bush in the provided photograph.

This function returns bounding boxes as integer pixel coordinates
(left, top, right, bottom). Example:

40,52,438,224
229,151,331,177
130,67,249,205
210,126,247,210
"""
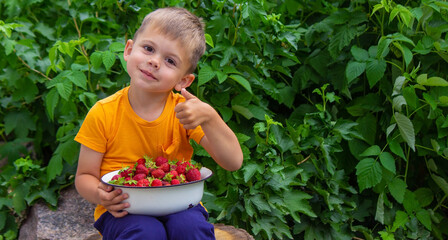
1,0,447,239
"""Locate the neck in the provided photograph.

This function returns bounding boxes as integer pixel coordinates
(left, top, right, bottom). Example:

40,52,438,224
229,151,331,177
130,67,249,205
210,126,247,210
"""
128,87,170,122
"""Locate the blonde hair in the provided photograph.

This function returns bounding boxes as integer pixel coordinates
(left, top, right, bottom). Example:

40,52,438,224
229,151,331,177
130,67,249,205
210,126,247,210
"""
133,7,206,73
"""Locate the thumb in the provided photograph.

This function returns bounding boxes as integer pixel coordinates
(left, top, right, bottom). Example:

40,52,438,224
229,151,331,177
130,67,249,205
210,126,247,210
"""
181,88,196,100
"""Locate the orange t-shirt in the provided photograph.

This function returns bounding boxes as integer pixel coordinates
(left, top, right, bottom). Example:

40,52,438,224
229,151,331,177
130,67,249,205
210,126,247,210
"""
74,86,204,220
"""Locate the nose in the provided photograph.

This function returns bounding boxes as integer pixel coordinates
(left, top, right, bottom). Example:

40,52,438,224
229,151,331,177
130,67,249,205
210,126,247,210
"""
148,56,160,69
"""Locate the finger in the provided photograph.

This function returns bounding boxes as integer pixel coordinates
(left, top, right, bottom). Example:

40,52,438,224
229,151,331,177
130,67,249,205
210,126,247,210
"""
98,182,114,192
110,209,129,218
181,88,196,100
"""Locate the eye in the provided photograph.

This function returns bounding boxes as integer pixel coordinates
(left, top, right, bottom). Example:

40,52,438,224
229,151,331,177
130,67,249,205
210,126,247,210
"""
144,46,154,53
166,58,176,66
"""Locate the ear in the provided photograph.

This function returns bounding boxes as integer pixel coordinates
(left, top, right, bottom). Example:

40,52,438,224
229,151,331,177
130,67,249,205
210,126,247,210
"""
123,39,134,61
174,74,195,91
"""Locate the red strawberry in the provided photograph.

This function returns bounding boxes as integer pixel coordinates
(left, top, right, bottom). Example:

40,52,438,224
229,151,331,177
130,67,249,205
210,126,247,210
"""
171,179,181,185
137,158,146,165
160,162,170,172
137,179,150,187
119,167,132,178
133,173,146,181
162,180,171,186
151,169,165,179
155,156,168,166
176,164,186,174
169,170,179,178
186,168,201,182
136,164,149,175
151,179,162,187
111,174,120,181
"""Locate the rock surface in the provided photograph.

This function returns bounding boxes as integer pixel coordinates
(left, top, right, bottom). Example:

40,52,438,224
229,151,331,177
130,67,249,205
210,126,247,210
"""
18,185,253,240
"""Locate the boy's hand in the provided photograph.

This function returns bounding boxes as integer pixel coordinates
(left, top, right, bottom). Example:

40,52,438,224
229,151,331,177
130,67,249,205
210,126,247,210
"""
175,88,214,129
98,182,129,218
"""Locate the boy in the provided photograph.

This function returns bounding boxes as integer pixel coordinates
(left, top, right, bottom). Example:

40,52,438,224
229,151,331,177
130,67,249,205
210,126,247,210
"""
74,7,243,240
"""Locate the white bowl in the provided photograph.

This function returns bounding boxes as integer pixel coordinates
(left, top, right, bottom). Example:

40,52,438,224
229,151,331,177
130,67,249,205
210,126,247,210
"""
100,167,213,216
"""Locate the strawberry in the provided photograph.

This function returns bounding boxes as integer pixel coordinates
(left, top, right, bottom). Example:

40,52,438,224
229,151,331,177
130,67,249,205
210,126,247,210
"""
162,180,171,186
135,164,149,175
151,179,162,187
155,156,168,166
133,173,146,181
119,167,132,178
169,170,179,178
151,168,165,179
176,164,186,174
160,162,170,172
186,168,201,182
171,179,181,185
137,158,146,165
111,174,120,181
137,179,150,187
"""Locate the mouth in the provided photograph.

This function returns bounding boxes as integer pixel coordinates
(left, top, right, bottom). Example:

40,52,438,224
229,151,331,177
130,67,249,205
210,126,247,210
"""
140,69,157,80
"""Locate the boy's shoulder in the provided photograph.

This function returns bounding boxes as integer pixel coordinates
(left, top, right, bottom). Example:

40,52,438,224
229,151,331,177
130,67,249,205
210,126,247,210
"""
97,87,129,106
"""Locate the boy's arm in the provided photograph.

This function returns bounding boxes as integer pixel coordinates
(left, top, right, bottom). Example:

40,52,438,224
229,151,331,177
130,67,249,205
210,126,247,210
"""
75,144,129,218
174,88,243,171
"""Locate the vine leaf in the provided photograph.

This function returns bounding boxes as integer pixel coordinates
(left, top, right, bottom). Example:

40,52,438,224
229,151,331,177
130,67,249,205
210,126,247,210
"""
356,158,382,192
394,112,415,151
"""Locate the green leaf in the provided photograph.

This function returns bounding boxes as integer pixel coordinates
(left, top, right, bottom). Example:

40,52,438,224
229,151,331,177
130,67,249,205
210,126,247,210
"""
351,45,369,61
67,70,87,90
328,24,358,58
380,152,396,174
250,194,271,212
205,33,214,48
243,163,264,183
388,139,406,161
4,111,36,138
284,190,316,222
416,209,432,230
45,88,59,121
394,112,415,151
416,74,448,86
366,58,386,88
12,184,27,213
198,65,216,86
346,61,366,84
232,105,254,119
90,51,103,69
55,81,73,101
388,177,407,203
109,42,125,52
359,145,381,157
375,192,385,224
356,158,382,192
377,37,392,58
431,174,448,195
414,188,434,207
403,190,420,213
46,155,63,182
229,74,253,94
102,51,116,70
392,210,409,232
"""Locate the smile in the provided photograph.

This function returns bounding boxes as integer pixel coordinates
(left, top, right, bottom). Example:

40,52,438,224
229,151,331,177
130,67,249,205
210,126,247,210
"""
141,69,157,80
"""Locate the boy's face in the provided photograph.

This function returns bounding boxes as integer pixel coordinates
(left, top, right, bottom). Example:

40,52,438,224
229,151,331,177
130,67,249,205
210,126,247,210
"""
124,24,194,93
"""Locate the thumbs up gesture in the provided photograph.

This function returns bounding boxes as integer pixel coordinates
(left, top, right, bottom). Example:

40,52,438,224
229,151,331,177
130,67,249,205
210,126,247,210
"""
174,88,213,129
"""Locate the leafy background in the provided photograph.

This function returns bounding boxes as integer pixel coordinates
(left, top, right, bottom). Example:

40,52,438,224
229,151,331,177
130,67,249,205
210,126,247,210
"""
1,0,448,239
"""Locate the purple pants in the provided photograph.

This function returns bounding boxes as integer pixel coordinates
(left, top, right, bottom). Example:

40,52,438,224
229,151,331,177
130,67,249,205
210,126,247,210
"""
94,204,215,240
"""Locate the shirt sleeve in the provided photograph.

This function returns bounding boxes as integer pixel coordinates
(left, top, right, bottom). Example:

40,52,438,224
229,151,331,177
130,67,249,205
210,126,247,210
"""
74,102,108,153
188,125,205,145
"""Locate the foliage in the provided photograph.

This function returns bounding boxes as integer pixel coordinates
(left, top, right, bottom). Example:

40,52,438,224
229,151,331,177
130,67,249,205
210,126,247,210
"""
1,0,448,239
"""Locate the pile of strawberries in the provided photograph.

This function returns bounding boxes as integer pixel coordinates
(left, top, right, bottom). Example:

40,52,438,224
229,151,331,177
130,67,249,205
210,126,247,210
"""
108,156,202,187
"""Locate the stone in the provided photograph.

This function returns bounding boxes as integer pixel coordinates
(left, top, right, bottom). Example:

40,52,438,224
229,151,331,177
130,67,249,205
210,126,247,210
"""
18,185,253,240
18,185,100,240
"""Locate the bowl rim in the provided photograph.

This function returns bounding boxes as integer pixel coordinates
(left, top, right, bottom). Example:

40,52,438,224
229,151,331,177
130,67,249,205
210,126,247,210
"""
100,167,213,189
